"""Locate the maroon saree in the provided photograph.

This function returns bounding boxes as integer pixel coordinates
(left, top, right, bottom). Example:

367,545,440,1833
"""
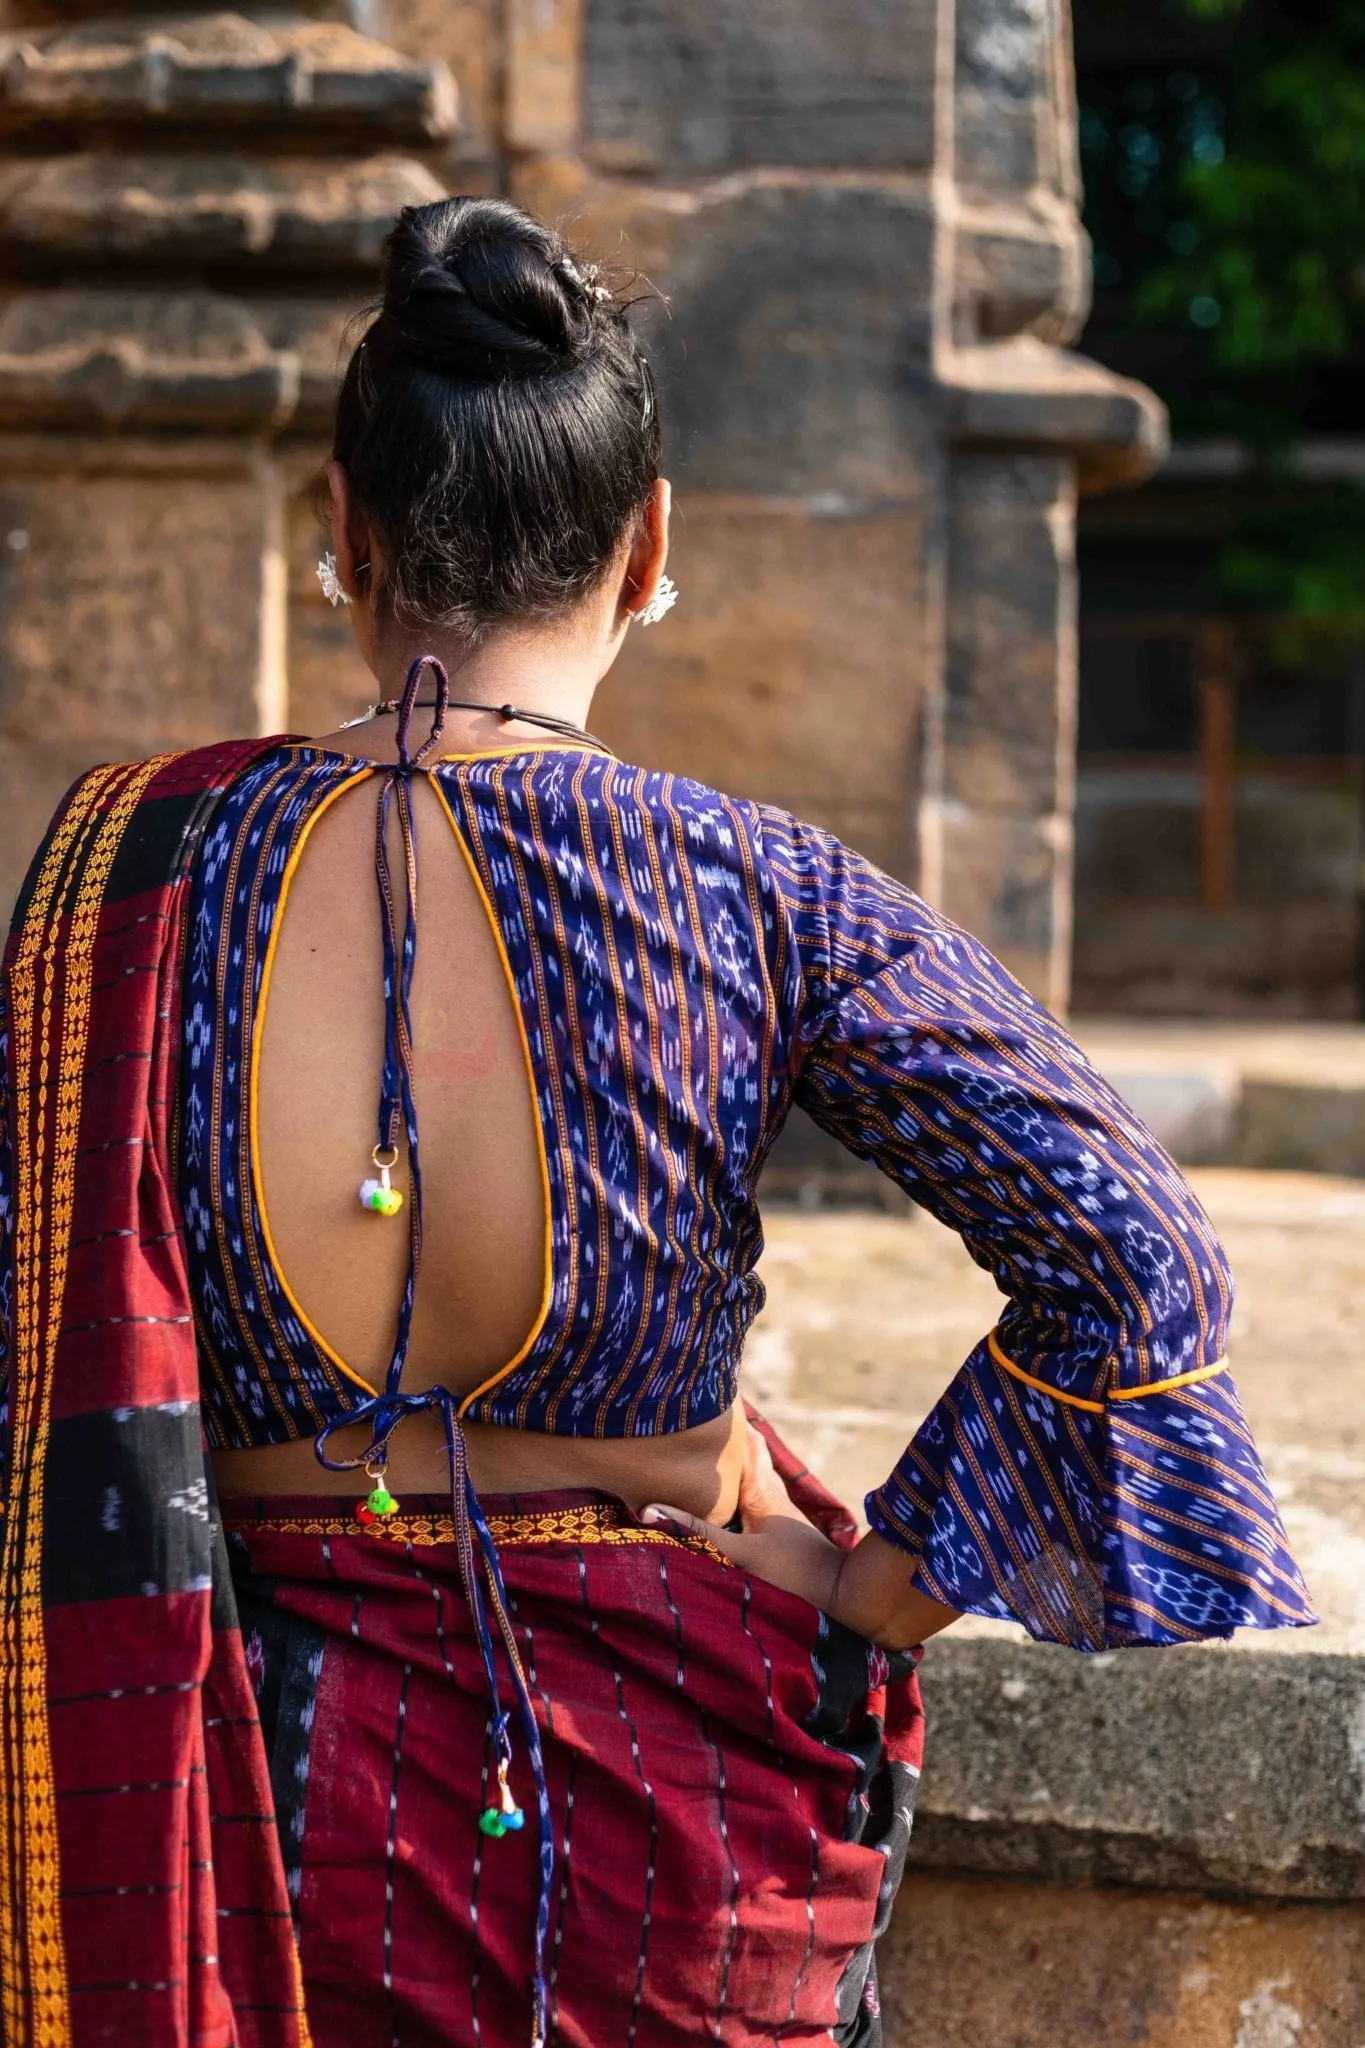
224,1456,923,2048
0,748,923,2048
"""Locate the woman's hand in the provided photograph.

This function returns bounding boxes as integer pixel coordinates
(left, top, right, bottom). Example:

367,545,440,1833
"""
641,1425,960,1652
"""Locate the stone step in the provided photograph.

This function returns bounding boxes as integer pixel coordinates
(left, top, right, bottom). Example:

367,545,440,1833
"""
1076,1017,1365,1176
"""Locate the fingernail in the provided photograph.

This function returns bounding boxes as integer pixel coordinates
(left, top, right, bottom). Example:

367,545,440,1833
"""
640,1506,669,1526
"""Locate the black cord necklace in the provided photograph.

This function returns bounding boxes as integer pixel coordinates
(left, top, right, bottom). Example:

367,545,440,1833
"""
341,694,609,753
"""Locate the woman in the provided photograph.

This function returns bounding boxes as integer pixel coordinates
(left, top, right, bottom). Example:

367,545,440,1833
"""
0,197,1312,2048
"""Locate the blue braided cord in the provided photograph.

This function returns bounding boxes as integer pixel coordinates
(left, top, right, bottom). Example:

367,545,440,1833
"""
314,653,555,2048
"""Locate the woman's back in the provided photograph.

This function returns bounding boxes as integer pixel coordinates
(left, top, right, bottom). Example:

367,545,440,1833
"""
255,756,546,1401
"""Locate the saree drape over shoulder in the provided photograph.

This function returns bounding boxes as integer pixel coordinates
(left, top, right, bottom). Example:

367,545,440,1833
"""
0,737,1312,2047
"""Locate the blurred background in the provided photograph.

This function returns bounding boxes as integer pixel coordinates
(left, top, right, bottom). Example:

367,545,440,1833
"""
1073,0,1365,1023
0,1,1361,2043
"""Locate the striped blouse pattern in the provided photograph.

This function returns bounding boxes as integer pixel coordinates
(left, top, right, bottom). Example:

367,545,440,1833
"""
169,745,1309,1646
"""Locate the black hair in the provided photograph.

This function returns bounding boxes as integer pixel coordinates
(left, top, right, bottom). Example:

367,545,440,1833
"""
332,196,661,637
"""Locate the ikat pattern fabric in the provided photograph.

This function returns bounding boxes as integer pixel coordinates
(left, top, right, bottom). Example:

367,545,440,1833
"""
51,739,1310,1650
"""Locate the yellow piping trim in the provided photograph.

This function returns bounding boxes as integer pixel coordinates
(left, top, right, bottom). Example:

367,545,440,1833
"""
987,1329,1232,1411
986,1330,1106,1413
311,737,608,769
250,770,380,1395
428,779,555,1419
1110,1356,1231,1400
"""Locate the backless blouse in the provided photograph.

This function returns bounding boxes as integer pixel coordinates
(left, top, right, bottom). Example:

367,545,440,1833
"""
154,732,1313,1655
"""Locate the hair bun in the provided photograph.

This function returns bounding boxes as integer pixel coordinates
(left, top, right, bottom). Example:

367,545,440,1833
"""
380,196,605,379
332,195,660,639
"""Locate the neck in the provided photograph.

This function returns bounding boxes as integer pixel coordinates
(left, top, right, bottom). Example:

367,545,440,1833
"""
375,622,610,736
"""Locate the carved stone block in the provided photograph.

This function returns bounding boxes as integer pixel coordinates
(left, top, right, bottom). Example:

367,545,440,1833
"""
0,153,446,270
572,174,938,498
0,435,273,893
0,288,297,427
0,14,457,142
583,0,939,173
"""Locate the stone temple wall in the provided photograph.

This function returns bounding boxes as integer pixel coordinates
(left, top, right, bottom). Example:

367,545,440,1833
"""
0,0,1162,1017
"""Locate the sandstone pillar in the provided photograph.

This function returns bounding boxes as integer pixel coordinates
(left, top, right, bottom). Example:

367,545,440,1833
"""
514,0,1164,1007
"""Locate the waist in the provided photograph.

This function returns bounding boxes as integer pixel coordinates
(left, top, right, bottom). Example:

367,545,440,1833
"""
211,1398,748,1525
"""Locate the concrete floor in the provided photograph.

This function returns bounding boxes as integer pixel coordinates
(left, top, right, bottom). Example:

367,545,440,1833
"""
745,1169,1365,1653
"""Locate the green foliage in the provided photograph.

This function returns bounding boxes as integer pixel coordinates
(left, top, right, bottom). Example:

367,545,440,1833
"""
1138,24,1365,390
1081,0,1365,426
1078,0,1365,617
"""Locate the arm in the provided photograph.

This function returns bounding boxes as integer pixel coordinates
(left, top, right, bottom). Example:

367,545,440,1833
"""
721,813,1313,1651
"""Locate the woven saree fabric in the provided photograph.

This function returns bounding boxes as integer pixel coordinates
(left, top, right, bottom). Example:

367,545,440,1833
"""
169,743,1311,1651
222,1457,922,2048
0,745,309,2048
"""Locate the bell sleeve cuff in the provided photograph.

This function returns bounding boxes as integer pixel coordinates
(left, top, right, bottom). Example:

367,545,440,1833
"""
865,1331,1317,1649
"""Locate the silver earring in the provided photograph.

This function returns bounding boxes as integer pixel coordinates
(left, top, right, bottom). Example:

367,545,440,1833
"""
635,574,679,627
317,551,351,608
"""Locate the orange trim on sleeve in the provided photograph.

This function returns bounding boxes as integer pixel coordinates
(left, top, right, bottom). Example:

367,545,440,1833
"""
1110,1357,1231,1400
986,1330,1106,1413
986,1329,1232,1412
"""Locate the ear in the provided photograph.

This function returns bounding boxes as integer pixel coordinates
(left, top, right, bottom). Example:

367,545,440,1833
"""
621,478,672,622
325,460,373,603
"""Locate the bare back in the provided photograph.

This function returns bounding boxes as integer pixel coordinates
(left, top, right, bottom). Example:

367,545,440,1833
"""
255,773,546,1398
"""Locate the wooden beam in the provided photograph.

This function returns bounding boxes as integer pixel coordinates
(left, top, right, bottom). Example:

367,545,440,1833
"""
1196,619,1237,913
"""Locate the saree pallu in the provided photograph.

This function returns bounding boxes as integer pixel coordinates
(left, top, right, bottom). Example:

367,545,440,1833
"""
0,743,313,2047
225,1484,924,2048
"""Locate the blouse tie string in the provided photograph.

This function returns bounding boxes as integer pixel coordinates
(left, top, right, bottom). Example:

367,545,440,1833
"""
314,652,554,2048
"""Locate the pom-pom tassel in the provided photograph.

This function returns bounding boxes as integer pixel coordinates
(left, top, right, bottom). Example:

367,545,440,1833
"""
480,1757,525,1838
359,1144,404,1216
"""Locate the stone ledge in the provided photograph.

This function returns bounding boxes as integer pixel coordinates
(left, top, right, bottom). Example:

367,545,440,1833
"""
943,335,1168,490
0,14,457,143
0,153,446,271
0,287,298,428
879,1871,1365,2048
910,1636,1365,1901
1076,1019,1365,1175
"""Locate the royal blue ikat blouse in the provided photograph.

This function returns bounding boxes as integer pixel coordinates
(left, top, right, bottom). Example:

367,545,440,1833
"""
2,738,1312,1653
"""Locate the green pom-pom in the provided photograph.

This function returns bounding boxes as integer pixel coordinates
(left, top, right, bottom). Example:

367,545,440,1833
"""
367,1486,397,1516
479,1807,507,1838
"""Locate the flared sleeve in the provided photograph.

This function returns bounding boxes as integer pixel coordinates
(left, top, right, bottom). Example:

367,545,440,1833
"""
759,810,1315,1650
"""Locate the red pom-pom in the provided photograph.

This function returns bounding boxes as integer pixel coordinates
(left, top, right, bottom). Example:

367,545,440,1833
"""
354,1502,377,1525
